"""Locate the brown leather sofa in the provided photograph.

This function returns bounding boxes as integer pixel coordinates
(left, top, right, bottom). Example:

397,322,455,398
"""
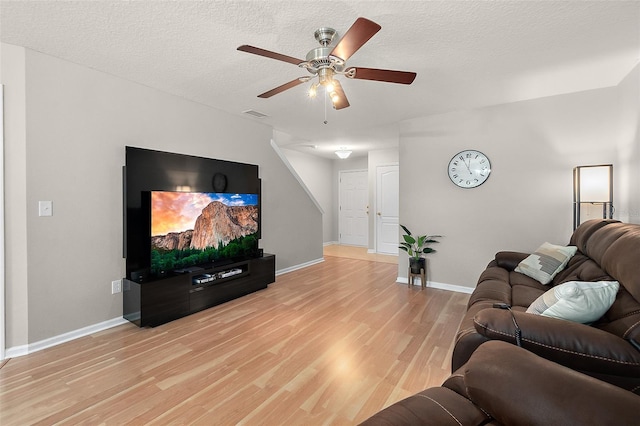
453,219,640,394
359,341,640,426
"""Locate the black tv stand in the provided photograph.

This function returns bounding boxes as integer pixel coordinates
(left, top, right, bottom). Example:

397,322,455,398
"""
123,254,275,327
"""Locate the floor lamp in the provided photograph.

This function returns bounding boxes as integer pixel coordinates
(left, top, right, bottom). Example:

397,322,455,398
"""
573,164,613,230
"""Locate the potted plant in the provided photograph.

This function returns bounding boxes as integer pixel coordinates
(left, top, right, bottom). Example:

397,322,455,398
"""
399,224,441,274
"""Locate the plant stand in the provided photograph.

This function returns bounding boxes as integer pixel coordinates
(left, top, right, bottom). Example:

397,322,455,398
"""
408,267,426,289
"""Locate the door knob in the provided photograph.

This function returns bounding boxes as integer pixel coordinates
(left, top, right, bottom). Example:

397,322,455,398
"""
377,212,381,216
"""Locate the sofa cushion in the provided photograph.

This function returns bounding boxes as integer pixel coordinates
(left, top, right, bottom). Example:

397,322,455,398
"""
600,227,640,303
552,254,613,286
569,219,619,252
514,242,577,285
511,284,545,308
526,280,619,323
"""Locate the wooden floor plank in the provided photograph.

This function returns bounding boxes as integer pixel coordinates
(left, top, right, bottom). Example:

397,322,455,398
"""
0,252,469,425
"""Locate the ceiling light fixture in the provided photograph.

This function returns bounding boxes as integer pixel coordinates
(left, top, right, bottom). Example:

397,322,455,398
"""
307,67,342,107
335,148,352,159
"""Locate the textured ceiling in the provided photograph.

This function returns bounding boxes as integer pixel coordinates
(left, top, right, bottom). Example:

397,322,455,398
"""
1,1,639,158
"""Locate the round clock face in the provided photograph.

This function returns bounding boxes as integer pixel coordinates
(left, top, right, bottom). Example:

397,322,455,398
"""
448,150,491,189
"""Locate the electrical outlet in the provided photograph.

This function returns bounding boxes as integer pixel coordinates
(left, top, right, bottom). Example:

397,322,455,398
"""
111,279,122,294
38,200,53,217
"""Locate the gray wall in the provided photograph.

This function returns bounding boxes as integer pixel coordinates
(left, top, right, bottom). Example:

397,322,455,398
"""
398,65,640,289
279,148,334,243
2,44,323,347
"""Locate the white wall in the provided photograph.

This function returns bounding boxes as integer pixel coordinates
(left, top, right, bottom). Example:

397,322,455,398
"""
399,65,640,290
614,66,640,223
2,44,323,347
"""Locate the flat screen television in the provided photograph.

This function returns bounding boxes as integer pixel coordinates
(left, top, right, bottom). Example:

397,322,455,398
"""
150,190,259,274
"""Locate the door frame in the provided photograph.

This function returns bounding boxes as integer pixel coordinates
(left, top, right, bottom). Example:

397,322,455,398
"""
1,85,5,360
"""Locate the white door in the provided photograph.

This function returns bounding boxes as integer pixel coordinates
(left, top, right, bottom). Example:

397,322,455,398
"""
376,165,399,255
339,170,368,246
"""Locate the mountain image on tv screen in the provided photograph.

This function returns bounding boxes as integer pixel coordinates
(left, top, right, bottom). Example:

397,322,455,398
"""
150,191,259,273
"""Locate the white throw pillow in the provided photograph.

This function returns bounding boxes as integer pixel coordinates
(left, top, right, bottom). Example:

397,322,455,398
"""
526,280,619,323
515,242,577,285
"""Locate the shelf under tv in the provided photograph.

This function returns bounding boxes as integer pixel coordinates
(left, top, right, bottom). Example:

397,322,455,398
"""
123,254,275,327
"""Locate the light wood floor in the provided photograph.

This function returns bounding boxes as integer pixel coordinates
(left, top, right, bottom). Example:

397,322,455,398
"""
0,255,469,425
323,244,398,264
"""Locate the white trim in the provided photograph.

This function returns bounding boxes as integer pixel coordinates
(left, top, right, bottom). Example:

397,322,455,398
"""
5,317,129,358
396,277,474,294
275,257,324,276
323,241,338,247
0,85,4,361
269,139,324,214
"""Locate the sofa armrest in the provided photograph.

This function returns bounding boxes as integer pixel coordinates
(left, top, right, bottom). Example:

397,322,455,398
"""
473,308,640,377
494,251,529,271
358,387,490,426
464,341,640,426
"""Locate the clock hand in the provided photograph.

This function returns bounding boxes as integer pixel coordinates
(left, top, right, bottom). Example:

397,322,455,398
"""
464,159,472,174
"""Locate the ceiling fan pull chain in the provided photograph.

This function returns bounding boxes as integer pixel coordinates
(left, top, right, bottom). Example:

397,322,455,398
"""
324,91,328,124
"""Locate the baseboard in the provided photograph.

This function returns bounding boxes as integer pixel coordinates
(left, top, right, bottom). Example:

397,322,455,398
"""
396,277,474,294
276,257,324,276
5,317,129,359
323,241,338,247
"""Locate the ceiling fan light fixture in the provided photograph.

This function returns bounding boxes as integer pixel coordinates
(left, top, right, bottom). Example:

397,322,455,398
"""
308,82,319,98
335,148,352,159
324,80,335,93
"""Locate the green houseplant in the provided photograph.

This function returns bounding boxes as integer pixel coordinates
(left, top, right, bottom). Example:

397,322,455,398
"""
399,224,441,274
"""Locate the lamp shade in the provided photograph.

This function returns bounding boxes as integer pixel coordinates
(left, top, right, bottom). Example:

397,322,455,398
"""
573,164,613,230
578,165,611,202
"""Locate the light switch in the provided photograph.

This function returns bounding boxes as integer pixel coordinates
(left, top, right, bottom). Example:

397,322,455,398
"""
38,201,53,217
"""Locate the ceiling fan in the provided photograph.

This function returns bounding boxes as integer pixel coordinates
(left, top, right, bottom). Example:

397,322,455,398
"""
237,17,417,110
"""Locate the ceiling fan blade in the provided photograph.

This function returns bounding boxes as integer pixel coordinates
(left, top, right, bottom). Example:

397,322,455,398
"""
329,17,381,62
346,67,417,84
258,78,307,98
331,80,350,110
237,45,304,66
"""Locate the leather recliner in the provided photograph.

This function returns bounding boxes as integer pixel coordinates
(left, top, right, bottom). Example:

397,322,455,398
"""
452,220,640,393
359,340,640,426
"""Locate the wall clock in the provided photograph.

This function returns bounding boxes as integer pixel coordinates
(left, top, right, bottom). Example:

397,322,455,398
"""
447,150,491,189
